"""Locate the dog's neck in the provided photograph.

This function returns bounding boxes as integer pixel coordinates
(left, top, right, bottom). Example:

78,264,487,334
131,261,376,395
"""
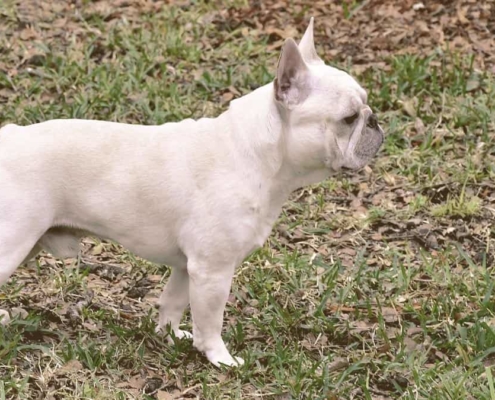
226,83,330,198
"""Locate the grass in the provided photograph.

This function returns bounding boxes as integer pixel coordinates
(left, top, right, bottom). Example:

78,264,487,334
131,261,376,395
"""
0,1,494,399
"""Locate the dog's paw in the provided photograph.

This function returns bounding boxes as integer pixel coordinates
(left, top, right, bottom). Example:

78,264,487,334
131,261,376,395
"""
0,310,10,326
206,349,244,368
156,325,193,342
175,329,193,340
166,329,193,343
232,356,245,366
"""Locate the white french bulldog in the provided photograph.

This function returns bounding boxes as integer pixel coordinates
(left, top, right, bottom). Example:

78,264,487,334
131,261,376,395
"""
0,19,383,367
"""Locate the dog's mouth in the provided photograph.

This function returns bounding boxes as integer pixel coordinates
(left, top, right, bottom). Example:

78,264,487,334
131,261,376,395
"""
342,114,384,171
326,111,384,173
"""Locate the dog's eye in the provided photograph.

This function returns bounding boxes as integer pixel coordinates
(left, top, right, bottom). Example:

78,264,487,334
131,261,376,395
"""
344,112,359,125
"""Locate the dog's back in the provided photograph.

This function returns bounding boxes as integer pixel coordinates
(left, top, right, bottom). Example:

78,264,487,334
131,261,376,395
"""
0,117,244,266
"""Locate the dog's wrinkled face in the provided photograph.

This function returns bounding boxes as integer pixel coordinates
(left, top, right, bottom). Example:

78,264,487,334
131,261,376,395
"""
274,18,384,173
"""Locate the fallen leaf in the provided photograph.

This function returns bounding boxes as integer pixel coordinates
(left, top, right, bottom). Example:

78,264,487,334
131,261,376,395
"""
381,307,400,323
402,98,417,118
56,360,84,375
157,392,175,400
327,358,349,372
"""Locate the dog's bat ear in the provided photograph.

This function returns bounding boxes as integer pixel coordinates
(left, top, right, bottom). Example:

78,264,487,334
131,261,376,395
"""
298,17,324,65
274,38,310,107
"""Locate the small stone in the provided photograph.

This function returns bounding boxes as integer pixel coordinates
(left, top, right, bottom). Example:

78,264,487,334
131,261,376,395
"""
11,307,29,319
426,234,439,249
0,310,10,325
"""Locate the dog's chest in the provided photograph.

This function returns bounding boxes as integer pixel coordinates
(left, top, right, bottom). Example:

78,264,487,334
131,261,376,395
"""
250,206,276,247
235,193,283,257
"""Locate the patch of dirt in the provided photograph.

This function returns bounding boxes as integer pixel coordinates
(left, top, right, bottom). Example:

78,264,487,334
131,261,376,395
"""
210,0,494,72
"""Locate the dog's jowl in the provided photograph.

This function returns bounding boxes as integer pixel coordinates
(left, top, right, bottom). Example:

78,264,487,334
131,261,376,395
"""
0,19,383,367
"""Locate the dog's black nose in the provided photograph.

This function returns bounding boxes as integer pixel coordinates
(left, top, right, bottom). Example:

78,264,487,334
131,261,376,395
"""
367,114,378,130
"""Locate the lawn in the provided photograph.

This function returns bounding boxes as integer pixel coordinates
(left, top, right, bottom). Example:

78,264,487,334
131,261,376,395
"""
0,0,494,399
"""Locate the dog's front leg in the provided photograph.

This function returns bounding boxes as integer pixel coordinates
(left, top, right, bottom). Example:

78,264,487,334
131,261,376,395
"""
188,259,243,367
156,266,192,341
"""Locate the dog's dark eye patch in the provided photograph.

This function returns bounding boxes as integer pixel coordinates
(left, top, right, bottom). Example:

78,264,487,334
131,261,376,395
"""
343,112,359,125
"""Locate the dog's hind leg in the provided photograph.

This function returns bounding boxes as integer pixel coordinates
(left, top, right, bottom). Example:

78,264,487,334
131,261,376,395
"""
20,244,42,266
0,227,82,288
156,266,193,341
0,227,45,325
0,227,82,325
1,227,82,279
0,233,43,286
38,227,82,259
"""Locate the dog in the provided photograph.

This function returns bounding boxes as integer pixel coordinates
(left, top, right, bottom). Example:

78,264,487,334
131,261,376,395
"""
0,18,383,367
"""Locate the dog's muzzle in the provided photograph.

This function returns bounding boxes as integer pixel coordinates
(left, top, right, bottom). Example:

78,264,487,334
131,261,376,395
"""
366,113,379,130
343,111,384,170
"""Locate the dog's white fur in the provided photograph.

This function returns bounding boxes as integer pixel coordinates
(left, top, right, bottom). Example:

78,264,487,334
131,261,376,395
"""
0,19,383,367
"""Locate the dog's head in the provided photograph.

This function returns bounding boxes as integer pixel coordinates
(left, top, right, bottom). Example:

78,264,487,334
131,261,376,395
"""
273,18,384,173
